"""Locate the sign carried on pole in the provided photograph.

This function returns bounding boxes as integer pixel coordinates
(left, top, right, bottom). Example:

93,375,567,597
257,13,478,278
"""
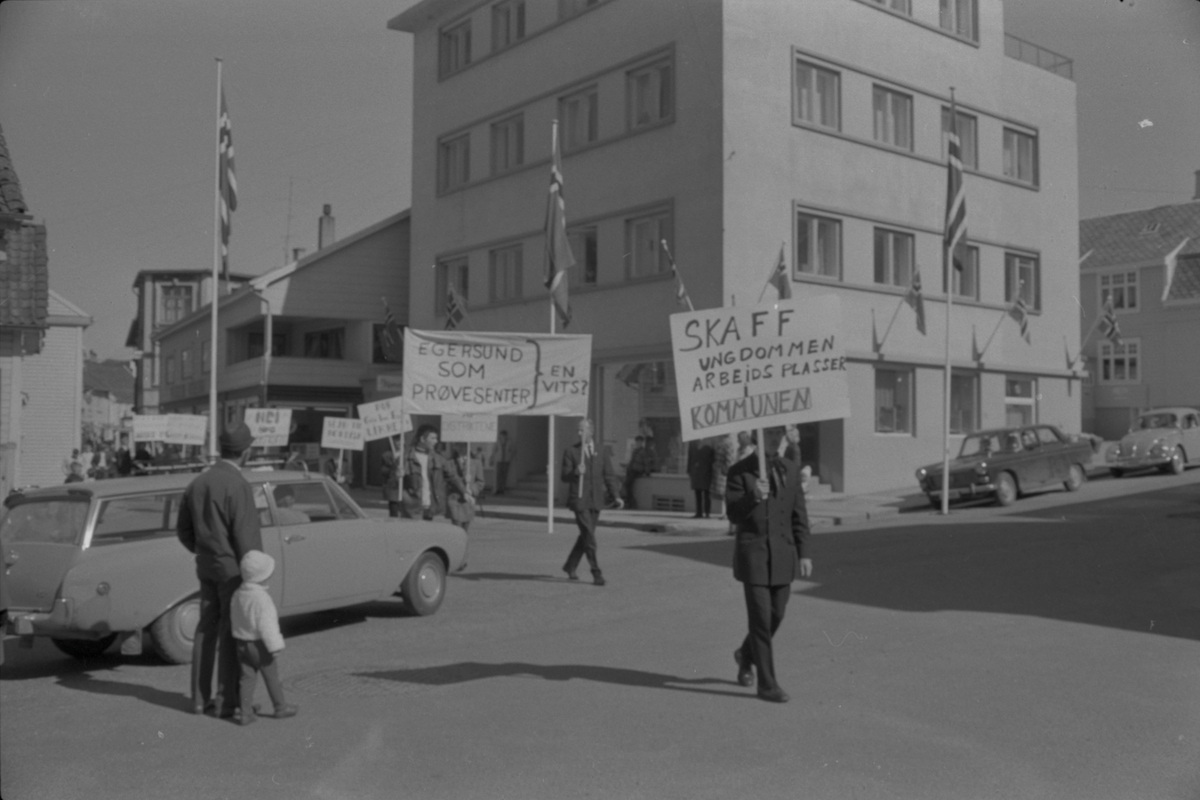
165,414,209,446
441,414,498,443
669,295,850,441
357,396,412,442
403,329,591,417
245,408,292,448
320,417,364,451
132,414,169,443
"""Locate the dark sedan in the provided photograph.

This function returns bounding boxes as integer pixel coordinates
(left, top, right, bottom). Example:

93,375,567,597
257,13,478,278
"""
915,425,1094,507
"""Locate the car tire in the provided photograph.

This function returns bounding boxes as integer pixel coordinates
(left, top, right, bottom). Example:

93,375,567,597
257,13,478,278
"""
994,473,1018,506
402,552,446,616
1165,447,1185,475
1110,468,1124,479
149,596,200,664
1064,464,1085,492
52,634,117,659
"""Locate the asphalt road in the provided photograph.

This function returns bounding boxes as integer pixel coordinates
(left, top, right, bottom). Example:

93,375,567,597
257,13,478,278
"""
2,470,1198,800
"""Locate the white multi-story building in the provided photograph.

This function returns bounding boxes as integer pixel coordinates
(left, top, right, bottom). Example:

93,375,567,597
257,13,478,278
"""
389,0,1080,497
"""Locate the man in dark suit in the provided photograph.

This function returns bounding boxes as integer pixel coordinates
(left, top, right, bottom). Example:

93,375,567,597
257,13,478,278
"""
561,418,623,586
177,422,264,719
725,435,812,703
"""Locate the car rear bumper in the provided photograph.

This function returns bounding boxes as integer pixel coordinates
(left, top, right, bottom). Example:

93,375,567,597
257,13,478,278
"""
3,598,85,638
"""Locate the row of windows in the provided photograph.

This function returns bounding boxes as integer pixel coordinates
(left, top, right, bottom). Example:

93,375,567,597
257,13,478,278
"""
795,58,1038,185
795,210,1041,308
869,0,979,41
439,0,604,78
161,329,354,386
874,369,1036,435
1097,340,1140,385
437,55,672,192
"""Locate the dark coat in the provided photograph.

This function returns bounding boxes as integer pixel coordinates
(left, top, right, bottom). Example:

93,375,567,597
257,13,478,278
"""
561,441,622,512
402,448,464,518
177,460,264,583
688,442,715,491
725,454,810,586
381,449,402,503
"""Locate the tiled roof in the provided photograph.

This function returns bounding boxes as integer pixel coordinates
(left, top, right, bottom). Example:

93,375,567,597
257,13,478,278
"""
1,223,49,328
1080,200,1200,269
1167,255,1200,302
0,123,28,217
84,359,136,404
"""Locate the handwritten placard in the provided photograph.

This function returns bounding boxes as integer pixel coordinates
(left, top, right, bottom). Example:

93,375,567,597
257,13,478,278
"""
440,414,498,443
245,408,292,448
320,417,364,451
357,396,412,442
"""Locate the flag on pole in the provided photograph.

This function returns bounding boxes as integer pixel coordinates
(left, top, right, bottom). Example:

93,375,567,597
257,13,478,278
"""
1161,237,1190,302
905,268,927,335
445,283,466,331
379,298,404,362
767,245,792,300
944,99,968,274
660,239,693,310
544,120,575,328
1099,294,1122,344
1009,295,1031,344
218,87,238,279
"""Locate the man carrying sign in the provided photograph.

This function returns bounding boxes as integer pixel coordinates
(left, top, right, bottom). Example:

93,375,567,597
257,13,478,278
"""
560,419,623,586
725,430,812,704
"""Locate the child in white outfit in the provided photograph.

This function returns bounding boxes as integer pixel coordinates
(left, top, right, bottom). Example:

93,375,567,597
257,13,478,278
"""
230,550,298,725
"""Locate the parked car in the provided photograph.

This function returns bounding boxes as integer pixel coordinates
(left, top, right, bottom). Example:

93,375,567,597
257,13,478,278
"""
1107,407,1200,477
914,424,1093,507
1,470,466,663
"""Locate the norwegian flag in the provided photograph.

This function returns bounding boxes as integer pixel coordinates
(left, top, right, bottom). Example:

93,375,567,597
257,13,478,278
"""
445,283,466,331
1010,295,1031,344
544,120,575,329
1100,294,1122,344
660,239,693,310
379,298,404,362
905,268,926,335
218,87,237,278
944,100,968,274
767,245,792,300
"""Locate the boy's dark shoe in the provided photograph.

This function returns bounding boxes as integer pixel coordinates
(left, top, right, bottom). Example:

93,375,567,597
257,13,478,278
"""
273,704,300,720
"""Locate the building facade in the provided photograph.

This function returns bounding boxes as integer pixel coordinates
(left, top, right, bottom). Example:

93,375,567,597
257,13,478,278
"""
1078,185,1200,440
82,358,137,445
390,0,1080,496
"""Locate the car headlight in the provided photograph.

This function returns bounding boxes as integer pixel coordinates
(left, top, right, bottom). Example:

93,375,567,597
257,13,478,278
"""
975,463,989,476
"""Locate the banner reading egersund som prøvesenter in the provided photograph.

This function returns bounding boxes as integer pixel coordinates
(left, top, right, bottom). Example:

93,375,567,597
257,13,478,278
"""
669,295,850,442
403,329,591,417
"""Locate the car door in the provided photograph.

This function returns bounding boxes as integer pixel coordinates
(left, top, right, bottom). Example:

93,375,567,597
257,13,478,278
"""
269,480,388,613
1015,428,1050,487
1035,427,1070,481
1,494,92,612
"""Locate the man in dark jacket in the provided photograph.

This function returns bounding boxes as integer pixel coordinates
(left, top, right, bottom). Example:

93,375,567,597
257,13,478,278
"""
177,422,263,719
402,425,464,520
561,418,623,586
725,438,812,703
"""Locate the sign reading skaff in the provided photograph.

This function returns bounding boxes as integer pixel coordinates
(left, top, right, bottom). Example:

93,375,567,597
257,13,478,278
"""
357,396,412,442
320,417,364,451
440,414,498,443
669,296,850,441
244,408,292,448
403,329,591,417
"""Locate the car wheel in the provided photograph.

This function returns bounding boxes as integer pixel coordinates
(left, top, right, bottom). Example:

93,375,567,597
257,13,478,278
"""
1166,447,1185,475
149,596,200,664
1064,464,1085,492
1110,468,1124,479
52,634,117,660
402,552,446,616
994,473,1018,506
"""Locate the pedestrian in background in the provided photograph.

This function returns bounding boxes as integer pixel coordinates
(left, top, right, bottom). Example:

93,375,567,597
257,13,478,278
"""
403,424,456,521
176,422,263,720
62,448,81,479
381,445,403,518
726,431,812,704
493,430,515,495
561,418,623,586
712,433,736,524
445,447,477,534
79,441,95,479
623,435,656,509
688,438,715,519
230,550,298,726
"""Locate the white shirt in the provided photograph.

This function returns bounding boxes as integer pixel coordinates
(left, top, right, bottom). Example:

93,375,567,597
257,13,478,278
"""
414,450,431,507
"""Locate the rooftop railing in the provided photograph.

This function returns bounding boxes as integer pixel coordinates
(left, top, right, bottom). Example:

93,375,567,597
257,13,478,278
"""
1004,33,1074,80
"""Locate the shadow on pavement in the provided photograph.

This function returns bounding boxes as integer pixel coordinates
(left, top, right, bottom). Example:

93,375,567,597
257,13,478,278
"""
633,484,1200,641
451,571,571,583
55,672,193,714
356,662,752,699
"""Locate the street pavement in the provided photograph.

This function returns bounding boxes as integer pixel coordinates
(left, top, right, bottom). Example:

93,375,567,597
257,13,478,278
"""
2,469,1198,800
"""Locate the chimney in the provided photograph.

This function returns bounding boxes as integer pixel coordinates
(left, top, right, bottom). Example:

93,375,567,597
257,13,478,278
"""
292,247,306,262
318,204,335,249
1194,169,1200,201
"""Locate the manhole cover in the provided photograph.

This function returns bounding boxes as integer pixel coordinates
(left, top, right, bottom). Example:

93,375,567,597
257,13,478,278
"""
284,665,434,698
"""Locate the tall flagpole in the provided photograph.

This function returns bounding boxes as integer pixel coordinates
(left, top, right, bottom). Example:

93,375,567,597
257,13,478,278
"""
940,87,957,516
209,58,223,461
546,119,560,535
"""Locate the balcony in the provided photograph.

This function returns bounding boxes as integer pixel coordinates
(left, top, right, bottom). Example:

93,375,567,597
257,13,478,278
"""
1004,33,1073,80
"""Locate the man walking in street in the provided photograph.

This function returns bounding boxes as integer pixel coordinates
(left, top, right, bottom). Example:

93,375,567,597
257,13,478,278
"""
177,422,263,719
725,432,812,703
561,418,623,586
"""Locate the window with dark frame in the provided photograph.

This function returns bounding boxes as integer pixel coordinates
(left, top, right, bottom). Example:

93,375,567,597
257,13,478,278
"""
438,133,470,192
872,86,913,150
941,107,978,170
1099,271,1138,311
489,244,523,302
247,331,286,360
875,368,913,434
1099,340,1140,384
302,329,344,360
944,245,980,300
950,372,978,434
1003,128,1038,185
560,86,599,152
439,19,472,77
1004,376,1036,427
627,59,673,129
795,212,842,279
160,285,195,325
874,228,914,288
491,1,525,51
625,210,672,278
1004,253,1040,309
436,257,470,317
939,0,978,40
794,60,840,130
567,227,598,287
490,114,524,175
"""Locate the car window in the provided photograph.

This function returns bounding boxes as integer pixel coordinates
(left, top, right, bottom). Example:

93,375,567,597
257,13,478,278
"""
1020,430,1040,449
1183,414,1199,430
284,482,338,522
270,484,313,526
0,498,91,545
1138,413,1177,429
93,493,183,544
960,434,1002,458
1035,427,1061,445
253,485,272,527
328,482,365,520
1003,433,1023,453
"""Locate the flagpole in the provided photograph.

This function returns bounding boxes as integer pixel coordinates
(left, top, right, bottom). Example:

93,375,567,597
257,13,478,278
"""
940,87,957,517
209,58,223,461
548,297,555,534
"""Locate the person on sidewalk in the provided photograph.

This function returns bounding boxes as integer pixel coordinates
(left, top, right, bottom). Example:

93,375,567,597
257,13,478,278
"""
725,435,812,704
560,418,623,586
176,422,263,719
688,438,715,518
493,430,515,495
230,550,298,726
381,445,403,518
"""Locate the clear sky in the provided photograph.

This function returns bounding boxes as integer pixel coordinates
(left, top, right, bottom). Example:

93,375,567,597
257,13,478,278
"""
1,0,1197,361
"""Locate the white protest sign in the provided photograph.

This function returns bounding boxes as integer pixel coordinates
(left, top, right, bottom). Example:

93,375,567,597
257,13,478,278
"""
669,296,850,442
357,396,412,442
320,417,364,451
244,408,292,448
132,414,169,443
165,414,209,446
403,330,591,416
440,414,498,443
376,373,404,393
